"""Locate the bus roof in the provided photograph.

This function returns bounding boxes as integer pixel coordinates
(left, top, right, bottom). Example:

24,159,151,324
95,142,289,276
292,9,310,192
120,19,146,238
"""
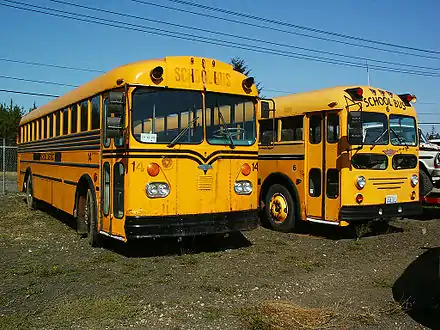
271,85,417,118
20,56,257,125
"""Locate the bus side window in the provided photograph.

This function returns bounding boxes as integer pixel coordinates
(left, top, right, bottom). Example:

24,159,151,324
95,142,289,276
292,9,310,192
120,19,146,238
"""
326,169,339,199
91,96,100,130
309,115,322,144
327,114,339,143
71,104,78,134
103,98,110,148
259,119,277,145
80,100,88,132
63,108,69,135
281,116,303,141
55,111,61,137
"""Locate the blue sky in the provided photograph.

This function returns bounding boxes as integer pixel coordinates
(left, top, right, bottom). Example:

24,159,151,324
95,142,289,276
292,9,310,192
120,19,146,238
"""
1,0,439,134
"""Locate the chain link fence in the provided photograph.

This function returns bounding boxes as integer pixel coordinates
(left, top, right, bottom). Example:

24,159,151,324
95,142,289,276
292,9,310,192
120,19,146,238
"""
1,138,18,194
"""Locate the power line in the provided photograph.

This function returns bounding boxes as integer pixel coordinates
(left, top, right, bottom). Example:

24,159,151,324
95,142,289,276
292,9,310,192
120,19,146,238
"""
0,89,59,98
166,0,440,55
47,0,439,72
0,57,104,73
0,74,78,87
2,1,439,77
129,0,440,61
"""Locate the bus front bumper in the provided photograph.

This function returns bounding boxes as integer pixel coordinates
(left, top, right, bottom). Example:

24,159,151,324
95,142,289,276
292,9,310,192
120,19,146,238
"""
340,202,422,222
125,210,259,239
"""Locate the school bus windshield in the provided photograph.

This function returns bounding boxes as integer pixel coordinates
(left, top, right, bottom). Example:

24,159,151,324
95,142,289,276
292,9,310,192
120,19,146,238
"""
131,88,256,146
348,112,417,146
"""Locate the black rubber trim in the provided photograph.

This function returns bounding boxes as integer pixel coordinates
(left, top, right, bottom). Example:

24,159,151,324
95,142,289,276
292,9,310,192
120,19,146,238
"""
64,180,77,186
125,210,259,239
18,135,100,150
33,173,62,182
19,130,100,146
21,160,99,168
420,155,434,160
258,154,305,160
340,202,421,222
18,145,100,153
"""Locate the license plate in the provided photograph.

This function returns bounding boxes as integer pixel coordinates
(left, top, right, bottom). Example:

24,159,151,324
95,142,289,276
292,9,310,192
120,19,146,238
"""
385,195,398,204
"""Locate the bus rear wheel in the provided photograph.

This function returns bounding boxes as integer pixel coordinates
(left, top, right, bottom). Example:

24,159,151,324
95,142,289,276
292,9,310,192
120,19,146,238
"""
25,174,37,210
264,184,296,232
78,187,102,247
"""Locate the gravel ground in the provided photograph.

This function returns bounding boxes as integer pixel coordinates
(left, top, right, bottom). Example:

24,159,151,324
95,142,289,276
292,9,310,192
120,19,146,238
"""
1,193,439,329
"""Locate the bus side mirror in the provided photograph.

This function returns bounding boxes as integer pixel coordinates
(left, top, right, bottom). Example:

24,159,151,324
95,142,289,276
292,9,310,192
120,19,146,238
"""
106,92,126,138
348,112,363,145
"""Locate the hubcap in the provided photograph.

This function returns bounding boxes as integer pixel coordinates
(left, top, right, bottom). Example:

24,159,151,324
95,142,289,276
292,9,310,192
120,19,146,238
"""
269,193,288,223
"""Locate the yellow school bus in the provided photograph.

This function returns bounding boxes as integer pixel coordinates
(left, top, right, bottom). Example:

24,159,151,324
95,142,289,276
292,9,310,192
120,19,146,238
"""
258,86,421,232
17,56,260,246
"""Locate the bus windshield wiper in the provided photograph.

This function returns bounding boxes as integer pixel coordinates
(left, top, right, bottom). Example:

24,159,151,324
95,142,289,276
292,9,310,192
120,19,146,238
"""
167,116,199,148
390,126,408,149
370,128,388,150
216,104,235,149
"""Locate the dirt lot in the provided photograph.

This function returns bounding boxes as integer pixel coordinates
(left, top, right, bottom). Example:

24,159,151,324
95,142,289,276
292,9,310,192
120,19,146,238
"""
1,193,439,329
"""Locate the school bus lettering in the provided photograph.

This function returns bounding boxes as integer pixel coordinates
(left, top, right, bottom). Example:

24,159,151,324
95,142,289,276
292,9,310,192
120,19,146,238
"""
40,153,55,161
364,96,406,110
174,67,231,87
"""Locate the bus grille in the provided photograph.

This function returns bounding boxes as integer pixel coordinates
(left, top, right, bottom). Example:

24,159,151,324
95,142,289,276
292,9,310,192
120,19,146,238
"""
370,177,407,190
198,175,213,191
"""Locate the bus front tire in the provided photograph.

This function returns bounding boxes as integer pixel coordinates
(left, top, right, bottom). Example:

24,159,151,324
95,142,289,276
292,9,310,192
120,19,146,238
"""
25,174,37,210
264,184,296,232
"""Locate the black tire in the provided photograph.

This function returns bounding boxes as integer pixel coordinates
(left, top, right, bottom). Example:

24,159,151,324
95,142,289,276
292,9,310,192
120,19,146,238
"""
25,174,37,210
420,169,434,197
85,188,102,247
263,184,296,232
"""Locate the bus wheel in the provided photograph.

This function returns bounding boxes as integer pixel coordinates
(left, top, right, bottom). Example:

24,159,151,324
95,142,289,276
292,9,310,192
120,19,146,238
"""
25,174,37,210
264,184,296,232
85,188,102,247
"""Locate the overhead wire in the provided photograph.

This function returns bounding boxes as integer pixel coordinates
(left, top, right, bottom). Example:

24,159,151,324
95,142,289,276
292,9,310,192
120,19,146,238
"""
0,57,104,73
1,1,439,77
47,0,439,72
0,74,79,87
166,0,440,55
129,0,440,61
0,89,59,98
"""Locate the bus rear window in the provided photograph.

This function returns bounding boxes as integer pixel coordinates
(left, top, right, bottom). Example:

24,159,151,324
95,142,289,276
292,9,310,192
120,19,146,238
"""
352,154,388,170
392,154,417,170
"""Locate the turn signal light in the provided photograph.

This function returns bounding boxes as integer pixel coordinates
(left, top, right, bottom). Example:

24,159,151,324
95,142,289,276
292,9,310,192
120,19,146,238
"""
241,163,251,176
411,191,416,200
147,162,160,177
398,93,417,105
356,193,364,204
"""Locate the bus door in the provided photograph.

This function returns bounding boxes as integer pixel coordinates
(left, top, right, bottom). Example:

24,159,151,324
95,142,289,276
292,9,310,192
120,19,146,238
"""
100,93,126,237
305,111,340,223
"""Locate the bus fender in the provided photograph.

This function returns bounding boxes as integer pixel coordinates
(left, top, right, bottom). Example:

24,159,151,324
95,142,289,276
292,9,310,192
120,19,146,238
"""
260,172,301,221
73,174,97,218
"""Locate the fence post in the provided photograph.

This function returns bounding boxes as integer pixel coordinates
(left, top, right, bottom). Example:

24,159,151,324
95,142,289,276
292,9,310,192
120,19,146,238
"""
2,138,5,195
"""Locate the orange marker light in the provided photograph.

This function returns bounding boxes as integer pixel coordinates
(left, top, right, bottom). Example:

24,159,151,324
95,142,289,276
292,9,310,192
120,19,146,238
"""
147,162,160,177
241,163,251,176
356,194,364,204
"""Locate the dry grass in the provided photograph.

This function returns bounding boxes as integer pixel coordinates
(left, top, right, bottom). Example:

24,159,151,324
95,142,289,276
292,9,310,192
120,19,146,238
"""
243,301,343,329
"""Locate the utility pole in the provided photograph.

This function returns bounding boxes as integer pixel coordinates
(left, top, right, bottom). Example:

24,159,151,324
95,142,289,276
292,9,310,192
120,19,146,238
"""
366,60,371,86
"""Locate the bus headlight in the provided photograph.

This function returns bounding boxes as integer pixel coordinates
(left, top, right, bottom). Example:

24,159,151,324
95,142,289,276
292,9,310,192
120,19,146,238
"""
411,174,419,187
234,180,253,195
356,176,366,189
146,182,170,198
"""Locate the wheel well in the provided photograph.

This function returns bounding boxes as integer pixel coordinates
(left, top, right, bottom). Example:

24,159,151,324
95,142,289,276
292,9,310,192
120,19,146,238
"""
74,175,95,217
23,167,32,192
260,172,301,221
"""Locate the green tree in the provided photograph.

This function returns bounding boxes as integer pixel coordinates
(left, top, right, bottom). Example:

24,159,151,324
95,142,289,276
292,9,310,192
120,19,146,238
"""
230,57,263,96
0,99,24,143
